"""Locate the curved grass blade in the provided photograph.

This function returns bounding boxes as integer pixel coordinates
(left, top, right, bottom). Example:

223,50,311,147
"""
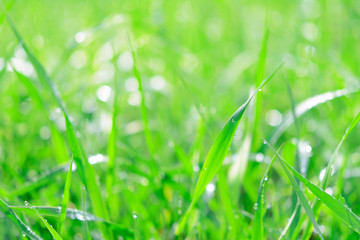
0,199,42,240
251,146,281,240
266,141,360,236
11,206,134,238
278,203,300,240
284,79,302,237
8,164,69,198
10,67,44,108
321,111,360,190
25,201,62,240
58,157,74,234
264,140,324,240
269,88,360,145
6,14,110,236
175,63,283,235
301,111,360,239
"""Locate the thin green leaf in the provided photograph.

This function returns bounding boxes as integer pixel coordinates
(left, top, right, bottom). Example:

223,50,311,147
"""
218,169,238,239
321,111,360,190
269,88,360,145
6,14,110,237
284,79,302,238
0,199,41,240
25,201,62,240
267,141,360,235
301,111,360,239
82,186,92,240
106,52,119,212
278,202,300,240
58,157,74,234
265,140,324,240
129,35,154,156
8,164,69,198
176,63,283,235
11,206,134,238
252,17,269,150
251,146,281,240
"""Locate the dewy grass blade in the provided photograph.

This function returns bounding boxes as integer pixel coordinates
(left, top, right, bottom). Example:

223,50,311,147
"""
301,111,360,239
0,199,42,240
284,79,302,237
10,206,134,238
321,111,360,190
175,63,283,235
278,202,300,240
251,146,281,240
6,14,110,237
25,201,63,240
264,140,324,240
266,141,360,236
58,157,74,234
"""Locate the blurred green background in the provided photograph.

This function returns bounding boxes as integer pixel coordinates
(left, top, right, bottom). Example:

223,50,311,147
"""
1,0,360,239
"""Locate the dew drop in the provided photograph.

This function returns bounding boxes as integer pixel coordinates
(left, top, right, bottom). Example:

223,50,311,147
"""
254,203,258,210
231,118,235,123
258,88,262,92
263,140,267,144
256,153,264,162
132,214,138,219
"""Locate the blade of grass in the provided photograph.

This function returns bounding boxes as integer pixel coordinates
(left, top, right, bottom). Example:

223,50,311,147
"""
252,16,269,150
58,156,74,234
284,79,302,238
269,88,360,145
82,186,92,240
7,164,69,198
218,169,238,239
106,51,120,216
264,140,324,240
278,202,300,240
175,63,283,235
11,206,134,238
251,146,281,240
6,14,111,238
266,141,360,235
0,198,42,240
129,34,155,156
25,201,62,240
301,111,360,239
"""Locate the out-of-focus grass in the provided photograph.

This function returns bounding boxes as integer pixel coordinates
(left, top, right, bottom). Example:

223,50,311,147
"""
1,0,360,239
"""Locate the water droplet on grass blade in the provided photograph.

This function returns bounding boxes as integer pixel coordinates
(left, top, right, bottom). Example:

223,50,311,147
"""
256,153,264,162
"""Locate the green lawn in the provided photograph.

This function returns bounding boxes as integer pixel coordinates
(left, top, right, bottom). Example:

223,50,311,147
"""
1,0,360,239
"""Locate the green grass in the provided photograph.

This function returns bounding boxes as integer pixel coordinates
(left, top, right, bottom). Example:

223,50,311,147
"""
1,0,360,239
